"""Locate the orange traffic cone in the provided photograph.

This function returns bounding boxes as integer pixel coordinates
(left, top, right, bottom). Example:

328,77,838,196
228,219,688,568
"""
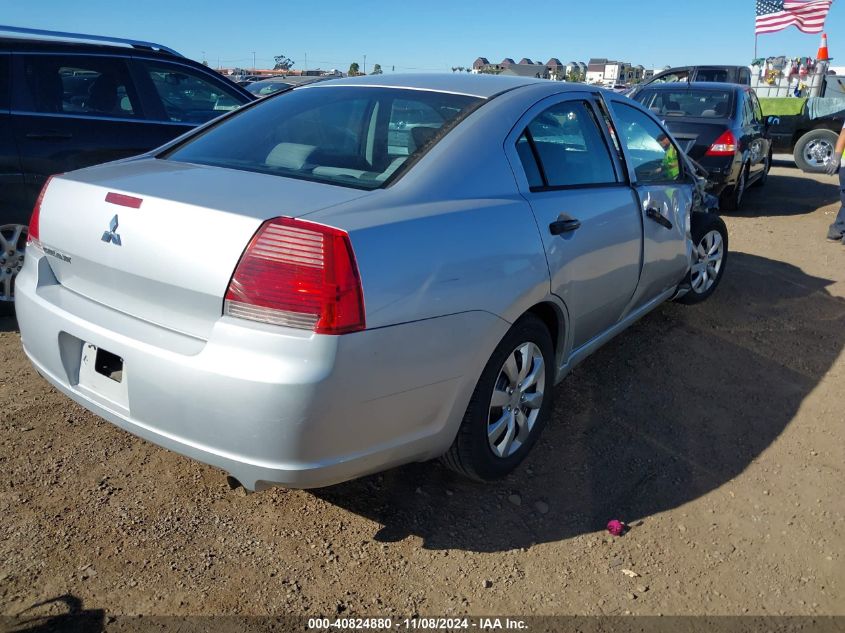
817,33,831,61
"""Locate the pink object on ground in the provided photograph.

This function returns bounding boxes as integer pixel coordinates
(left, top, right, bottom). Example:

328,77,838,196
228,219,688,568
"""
607,520,626,536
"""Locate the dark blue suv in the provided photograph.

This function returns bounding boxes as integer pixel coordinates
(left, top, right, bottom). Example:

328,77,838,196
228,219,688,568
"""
0,26,254,309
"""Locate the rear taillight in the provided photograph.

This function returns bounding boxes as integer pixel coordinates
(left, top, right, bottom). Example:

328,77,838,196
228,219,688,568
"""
224,217,366,335
706,130,737,156
27,176,55,250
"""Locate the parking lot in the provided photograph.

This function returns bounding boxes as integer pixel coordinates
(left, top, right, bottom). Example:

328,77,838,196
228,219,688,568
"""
0,161,842,619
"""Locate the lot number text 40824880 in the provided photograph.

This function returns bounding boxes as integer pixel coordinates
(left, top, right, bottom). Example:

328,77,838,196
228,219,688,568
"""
307,617,529,631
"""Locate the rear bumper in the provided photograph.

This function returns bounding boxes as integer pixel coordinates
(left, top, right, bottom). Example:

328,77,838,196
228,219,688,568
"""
698,156,741,195
16,252,508,489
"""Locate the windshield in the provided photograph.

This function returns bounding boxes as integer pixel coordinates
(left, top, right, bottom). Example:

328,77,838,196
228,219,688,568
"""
165,86,482,189
634,89,734,118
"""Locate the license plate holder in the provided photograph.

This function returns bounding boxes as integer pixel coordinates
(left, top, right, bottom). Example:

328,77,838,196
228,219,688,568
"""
78,343,129,409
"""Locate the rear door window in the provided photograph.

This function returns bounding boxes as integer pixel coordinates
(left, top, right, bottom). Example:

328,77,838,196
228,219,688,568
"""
741,95,754,126
136,60,244,124
19,55,139,118
749,91,764,123
517,100,617,189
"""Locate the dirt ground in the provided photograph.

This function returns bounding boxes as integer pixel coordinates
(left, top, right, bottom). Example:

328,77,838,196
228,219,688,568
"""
0,161,843,623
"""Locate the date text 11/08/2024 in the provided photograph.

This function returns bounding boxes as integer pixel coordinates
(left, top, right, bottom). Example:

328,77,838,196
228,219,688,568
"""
307,617,529,630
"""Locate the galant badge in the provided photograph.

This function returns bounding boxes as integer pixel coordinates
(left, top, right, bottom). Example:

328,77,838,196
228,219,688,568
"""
102,215,122,246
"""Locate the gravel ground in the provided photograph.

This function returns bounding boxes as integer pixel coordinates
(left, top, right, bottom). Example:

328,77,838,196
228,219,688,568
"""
0,162,843,623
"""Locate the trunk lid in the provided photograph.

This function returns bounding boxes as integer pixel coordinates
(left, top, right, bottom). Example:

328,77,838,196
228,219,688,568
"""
38,159,373,339
662,118,732,161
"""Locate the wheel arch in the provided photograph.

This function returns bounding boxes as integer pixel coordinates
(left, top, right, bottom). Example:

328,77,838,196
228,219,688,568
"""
523,299,569,379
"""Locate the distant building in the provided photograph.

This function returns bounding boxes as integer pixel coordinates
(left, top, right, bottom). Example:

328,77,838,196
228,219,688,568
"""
565,61,587,81
501,63,549,79
586,58,644,86
472,57,490,71
546,58,563,80
472,55,583,80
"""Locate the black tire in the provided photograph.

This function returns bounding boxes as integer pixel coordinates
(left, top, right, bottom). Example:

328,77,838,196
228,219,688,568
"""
0,301,13,317
752,151,771,188
794,129,839,173
678,213,729,305
720,163,748,211
441,314,555,482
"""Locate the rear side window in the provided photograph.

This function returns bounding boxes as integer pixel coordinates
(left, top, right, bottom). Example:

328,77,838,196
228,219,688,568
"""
20,55,139,117
742,95,754,125
165,86,482,189
517,100,617,189
610,102,682,183
137,61,244,124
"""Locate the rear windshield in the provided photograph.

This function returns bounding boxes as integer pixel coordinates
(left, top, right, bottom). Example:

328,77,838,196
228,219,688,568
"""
635,89,734,118
695,69,729,82
165,86,483,189
247,81,293,96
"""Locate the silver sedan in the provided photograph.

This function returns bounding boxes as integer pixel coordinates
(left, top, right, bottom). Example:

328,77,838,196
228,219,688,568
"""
16,74,728,490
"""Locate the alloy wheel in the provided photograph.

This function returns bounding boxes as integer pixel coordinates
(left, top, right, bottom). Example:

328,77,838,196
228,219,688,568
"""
804,138,835,169
487,342,546,458
0,224,27,303
690,229,724,294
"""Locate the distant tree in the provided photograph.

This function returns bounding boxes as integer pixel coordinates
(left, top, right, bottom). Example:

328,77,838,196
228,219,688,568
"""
465,68,471,73
274,55,294,71
567,69,582,83
452,66,458,73
348,62,361,76
202,60,209,66
371,63,383,75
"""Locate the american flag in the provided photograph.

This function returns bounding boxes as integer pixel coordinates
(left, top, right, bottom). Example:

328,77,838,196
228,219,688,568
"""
756,0,833,34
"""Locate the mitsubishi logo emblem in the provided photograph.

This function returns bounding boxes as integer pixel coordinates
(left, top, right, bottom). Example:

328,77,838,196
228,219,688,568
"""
102,215,122,246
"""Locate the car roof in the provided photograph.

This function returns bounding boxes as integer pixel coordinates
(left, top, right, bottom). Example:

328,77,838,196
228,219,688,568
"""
0,35,183,59
638,81,745,92
304,73,564,99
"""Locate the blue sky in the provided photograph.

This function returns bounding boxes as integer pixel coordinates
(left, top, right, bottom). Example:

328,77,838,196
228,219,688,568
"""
3,0,843,72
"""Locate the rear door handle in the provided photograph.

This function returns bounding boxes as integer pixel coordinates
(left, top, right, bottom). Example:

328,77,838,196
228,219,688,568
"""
646,207,673,230
549,217,582,235
26,131,73,140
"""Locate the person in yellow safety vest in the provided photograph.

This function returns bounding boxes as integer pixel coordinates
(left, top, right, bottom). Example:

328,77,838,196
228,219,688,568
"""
825,123,845,245
657,133,680,180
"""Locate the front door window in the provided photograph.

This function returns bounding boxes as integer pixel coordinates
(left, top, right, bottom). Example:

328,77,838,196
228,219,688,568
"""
609,102,682,183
